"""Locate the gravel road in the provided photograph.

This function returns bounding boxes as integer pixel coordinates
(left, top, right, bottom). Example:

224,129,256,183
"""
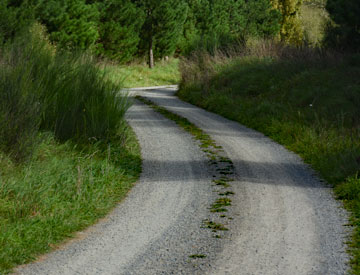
17,86,350,274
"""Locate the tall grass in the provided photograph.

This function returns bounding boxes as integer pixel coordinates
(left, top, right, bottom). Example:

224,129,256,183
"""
0,24,130,160
178,41,360,272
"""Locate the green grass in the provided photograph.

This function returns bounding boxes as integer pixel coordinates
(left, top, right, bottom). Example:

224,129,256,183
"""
105,58,180,88
0,24,142,273
178,49,360,272
0,127,141,273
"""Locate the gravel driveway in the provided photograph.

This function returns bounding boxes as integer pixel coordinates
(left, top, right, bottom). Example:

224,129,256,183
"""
17,87,350,275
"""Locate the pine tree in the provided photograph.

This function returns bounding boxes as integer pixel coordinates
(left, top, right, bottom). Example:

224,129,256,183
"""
36,0,100,50
230,0,281,39
177,0,201,54
270,0,303,44
96,0,144,63
136,0,188,68
181,0,280,53
0,0,34,42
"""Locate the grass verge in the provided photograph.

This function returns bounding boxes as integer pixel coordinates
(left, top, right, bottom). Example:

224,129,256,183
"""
0,24,141,273
0,126,141,273
104,58,180,88
178,47,360,272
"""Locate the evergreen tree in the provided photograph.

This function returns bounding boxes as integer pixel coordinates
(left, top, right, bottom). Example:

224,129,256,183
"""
270,0,303,44
181,0,280,53
230,0,281,39
136,0,188,68
96,0,144,63
325,0,360,50
177,0,201,54
0,0,34,42
36,0,100,50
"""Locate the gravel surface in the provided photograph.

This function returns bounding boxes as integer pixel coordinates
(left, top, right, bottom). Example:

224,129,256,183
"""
16,87,350,275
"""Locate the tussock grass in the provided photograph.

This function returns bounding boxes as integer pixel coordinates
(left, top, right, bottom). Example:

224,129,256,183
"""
178,43,360,272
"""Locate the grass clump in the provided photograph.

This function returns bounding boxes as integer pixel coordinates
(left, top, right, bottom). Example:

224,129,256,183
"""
178,41,360,272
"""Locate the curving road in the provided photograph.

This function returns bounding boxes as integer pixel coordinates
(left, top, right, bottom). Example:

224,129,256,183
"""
17,87,350,274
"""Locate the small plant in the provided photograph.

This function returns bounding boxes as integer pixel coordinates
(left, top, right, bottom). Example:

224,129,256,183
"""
203,220,229,232
189,254,207,259
213,179,230,188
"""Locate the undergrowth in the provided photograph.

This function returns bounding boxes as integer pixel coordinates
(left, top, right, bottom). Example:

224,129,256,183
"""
178,42,360,272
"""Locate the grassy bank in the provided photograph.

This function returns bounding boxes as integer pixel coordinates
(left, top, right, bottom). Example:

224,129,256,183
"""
0,25,141,273
0,128,141,273
104,58,180,88
178,44,360,272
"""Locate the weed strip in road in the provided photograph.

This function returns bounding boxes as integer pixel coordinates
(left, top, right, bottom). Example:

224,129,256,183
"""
136,95,236,258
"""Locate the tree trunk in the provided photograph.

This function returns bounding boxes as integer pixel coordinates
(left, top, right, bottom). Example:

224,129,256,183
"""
149,37,154,69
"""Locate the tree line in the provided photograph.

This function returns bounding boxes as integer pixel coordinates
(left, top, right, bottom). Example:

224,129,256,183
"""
0,0,358,67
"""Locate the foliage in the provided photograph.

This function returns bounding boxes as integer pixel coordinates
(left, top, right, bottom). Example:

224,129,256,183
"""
137,0,188,60
35,0,100,50
0,0,34,42
299,1,329,46
271,0,304,44
325,0,360,51
182,0,281,55
96,0,144,63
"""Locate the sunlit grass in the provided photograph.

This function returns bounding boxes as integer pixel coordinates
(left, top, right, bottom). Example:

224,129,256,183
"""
104,58,180,88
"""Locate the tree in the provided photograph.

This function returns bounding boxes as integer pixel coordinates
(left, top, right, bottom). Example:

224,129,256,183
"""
230,0,281,39
137,0,188,68
180,0,280,54
271,0,303,45
96,0,144,63
36,0,99,50
0,0,34,43
325,0,360,50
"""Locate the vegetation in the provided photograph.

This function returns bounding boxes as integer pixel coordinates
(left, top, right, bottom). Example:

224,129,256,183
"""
300,0,328,46
1,0,287,66
0,25,141,273
104,58,180,88
325,0,360,51
0,129,141,273
178,41,360,271
271,0,304,44
1,0,360,272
